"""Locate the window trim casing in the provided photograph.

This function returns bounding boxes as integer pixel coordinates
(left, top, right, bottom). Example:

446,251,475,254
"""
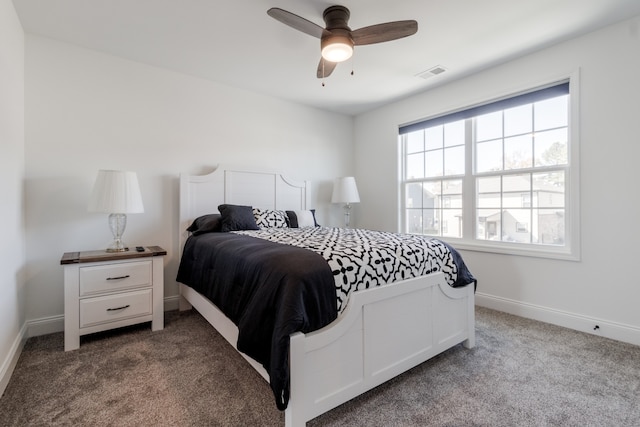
398,71,581,261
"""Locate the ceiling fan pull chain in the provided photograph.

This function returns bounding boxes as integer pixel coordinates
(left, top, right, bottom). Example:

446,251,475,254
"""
351,54,355,76
322,60,326,87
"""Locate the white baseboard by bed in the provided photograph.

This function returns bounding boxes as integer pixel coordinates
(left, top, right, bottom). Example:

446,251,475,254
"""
476,292,640,346
0,323,27,397
163,294,181,311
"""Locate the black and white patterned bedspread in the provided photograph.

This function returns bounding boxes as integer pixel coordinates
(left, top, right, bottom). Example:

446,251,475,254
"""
234,227,474,313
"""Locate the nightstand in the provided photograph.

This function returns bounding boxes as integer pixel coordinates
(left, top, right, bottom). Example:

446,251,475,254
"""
60,246,166,351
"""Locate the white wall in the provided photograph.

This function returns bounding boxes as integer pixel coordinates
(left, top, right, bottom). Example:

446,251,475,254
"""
354,16,640,344
0,0,26,393
24,35,354,330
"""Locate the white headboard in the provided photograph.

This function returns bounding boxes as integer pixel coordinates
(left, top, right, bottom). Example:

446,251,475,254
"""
179,165,310,255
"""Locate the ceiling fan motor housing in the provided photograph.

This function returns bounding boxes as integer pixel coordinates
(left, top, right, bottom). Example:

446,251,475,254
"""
323,5,351,30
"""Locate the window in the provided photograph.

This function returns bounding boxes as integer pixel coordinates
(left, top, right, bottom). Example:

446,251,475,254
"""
399,80,578,259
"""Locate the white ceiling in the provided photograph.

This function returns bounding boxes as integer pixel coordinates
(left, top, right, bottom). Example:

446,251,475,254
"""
13,0,640,116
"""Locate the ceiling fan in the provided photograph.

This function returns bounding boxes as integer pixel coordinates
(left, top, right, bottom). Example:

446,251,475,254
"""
267,5,418,79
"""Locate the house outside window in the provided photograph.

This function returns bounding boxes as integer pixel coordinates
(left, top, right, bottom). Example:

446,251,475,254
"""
399,80,579,259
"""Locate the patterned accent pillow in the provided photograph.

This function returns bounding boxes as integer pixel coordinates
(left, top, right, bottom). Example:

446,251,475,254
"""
253,208,289,229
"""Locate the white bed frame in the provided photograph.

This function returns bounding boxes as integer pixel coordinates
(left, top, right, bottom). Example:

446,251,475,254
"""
178,165,475,427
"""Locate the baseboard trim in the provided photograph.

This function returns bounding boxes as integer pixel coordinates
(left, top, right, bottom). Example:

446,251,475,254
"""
25,295,183,338
476,292,640,346
163,295,181,311
27,314,64,337
0,323,27,397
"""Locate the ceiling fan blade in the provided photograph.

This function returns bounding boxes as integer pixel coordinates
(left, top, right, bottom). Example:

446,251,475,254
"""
317,58,338,78
351,20,418,45
267,7,329,39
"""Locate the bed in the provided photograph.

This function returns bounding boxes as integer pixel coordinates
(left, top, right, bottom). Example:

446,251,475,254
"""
177,165,476,426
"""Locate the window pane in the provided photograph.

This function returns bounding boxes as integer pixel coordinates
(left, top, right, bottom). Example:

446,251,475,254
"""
406,152,424,179
406,130,424,153
444,120,465,147
533,172,565,208
476,139,502,173
534,129,568,166
476,208,501,240
502,208,531,243
423,181,441,207
476,111,502,141
423,208,441,235
406,209,423,234
535,208,565,245
504,104,532,136
405,183,423,208
444,145,465,175
425,150,443,177
504,134,533,170
535,95,568,131
442,209,462,237
442,179,463,197
443,191,462,213
503,174,530,208
425,125,443,150
477,176,500,208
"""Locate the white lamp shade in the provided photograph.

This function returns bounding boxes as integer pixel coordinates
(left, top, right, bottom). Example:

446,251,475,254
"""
88,170,144,214
331,176,360,204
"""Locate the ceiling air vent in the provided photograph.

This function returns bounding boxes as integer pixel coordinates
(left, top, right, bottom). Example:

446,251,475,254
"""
416,65,447,79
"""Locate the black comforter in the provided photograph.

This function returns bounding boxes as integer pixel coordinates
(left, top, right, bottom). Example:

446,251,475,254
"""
176,232,337,410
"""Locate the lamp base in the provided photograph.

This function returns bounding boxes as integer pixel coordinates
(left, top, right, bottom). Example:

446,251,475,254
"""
343,203,352,228
106,213,128,252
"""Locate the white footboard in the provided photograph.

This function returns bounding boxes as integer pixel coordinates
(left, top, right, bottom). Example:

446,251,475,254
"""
286,272,475,426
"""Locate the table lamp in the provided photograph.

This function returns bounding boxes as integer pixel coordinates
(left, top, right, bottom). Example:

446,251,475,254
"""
88,170,144,252
331,176,360,228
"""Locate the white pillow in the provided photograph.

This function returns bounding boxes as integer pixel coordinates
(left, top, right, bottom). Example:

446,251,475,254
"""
292,210,316,227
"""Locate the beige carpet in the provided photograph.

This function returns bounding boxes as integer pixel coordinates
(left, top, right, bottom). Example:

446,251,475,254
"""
1,307,639,426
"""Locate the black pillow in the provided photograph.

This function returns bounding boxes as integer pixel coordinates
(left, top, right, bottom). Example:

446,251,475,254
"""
286,210,319,228
187,214,222,235
218,204,259,232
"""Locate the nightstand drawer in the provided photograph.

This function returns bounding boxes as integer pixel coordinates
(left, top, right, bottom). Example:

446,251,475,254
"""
80,261,151,296
80,288,152,327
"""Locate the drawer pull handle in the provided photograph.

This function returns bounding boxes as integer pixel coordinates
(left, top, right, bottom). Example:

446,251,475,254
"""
107,304,130,312
106,275,130,281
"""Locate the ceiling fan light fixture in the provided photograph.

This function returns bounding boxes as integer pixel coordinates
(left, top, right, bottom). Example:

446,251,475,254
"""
321,35,354,63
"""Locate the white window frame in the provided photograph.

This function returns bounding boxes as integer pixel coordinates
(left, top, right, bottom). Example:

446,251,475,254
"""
399,72,581,261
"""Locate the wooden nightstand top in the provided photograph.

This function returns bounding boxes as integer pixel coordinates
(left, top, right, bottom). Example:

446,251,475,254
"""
60,246,167,265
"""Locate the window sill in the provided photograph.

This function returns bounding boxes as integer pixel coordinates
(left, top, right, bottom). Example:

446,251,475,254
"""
439,238,580,261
